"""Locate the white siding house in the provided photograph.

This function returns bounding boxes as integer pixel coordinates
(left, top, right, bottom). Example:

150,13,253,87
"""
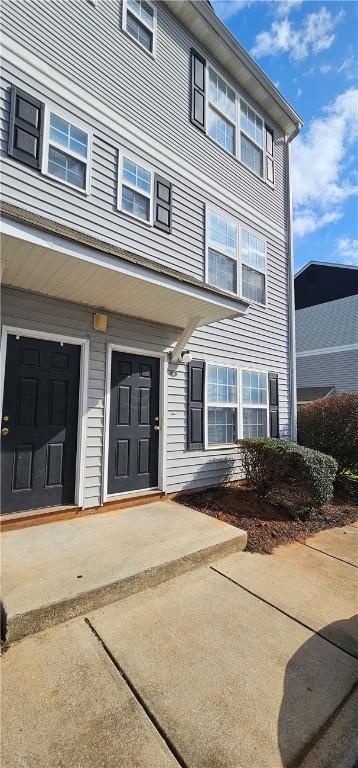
0,0,301,515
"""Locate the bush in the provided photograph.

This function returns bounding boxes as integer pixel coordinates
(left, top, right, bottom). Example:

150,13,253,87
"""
298,394,358,476
239,437,337,517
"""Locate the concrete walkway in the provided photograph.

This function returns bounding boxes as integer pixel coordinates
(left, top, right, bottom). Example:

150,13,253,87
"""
2,525,357,767
1,500,247,641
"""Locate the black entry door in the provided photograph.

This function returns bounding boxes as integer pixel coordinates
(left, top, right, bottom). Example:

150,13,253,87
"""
108,352,160,494
1,335,80,514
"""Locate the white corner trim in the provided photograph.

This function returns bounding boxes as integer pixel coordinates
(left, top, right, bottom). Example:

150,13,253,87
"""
2,35,285,241
0,325,89,508
297,343,358,358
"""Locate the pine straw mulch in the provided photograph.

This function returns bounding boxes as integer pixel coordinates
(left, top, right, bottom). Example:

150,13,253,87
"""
175,481,358,554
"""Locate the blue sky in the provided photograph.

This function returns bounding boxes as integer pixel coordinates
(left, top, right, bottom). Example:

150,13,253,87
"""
212,0,358,271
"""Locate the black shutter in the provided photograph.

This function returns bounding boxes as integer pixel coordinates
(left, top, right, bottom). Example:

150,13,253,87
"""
153,174,172,233
268,372,279,437
187,360,205,450
190,48,206,131
8,85,44,170
265,125,274,185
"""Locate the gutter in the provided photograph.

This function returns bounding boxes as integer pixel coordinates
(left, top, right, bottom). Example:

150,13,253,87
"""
286,126,300,441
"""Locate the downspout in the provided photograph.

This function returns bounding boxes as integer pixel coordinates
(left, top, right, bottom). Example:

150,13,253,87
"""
286,126,301,441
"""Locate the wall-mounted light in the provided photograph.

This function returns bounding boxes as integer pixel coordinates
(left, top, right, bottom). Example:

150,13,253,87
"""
178,350,192,364
93,313,108,332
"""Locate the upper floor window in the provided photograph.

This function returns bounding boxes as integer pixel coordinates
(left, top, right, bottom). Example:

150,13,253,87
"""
206,207,267,305
241,228,266,305
190,51,275,185
122,0,156,55
43,111,91,193
119,155,153,223
207,209,238,294
208,69,236,155
240,101,264,177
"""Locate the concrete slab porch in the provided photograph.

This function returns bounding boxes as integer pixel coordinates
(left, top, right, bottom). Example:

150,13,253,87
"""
1,499,246,642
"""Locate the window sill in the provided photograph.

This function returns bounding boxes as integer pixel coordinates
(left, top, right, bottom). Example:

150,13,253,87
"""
117,207,153,227
42,169,90,196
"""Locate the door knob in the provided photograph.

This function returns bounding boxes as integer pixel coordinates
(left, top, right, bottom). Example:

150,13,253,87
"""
1,427,9,436
153,425,160,431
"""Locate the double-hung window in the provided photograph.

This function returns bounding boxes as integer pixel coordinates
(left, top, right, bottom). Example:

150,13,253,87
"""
43,112,91,193
122,0,156,54
240,100,264,177
207,365,238,446
119,155,152,223
208,68,236,155
207,209,238,294
241,228,266,305
242,370,268,438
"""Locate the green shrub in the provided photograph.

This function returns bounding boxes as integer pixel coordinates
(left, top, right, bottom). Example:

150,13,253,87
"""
239,437,338,517
298,393,358,476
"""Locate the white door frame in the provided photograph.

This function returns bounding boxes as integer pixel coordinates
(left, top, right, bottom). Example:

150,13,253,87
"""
103,343,167,502
0,325,89,509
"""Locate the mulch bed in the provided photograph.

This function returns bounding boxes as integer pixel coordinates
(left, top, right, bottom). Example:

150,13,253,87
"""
175,482,358,554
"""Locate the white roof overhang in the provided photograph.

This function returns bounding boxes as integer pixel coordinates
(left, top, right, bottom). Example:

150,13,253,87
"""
164,0,302,139
1,217,249,336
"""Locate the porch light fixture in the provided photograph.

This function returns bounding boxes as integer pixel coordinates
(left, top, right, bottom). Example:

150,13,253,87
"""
93,313,108,332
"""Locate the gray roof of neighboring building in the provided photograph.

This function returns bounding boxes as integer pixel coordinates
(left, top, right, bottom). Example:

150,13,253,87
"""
297,386,336,403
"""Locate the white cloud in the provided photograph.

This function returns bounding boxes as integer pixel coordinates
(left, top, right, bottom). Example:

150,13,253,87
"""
293,210,342,238
211,0,252,21
320,63,332,74
338,54,354,73
333,237,358,265
296,86,303,97
275,0,302,18
251,7,344,61
292,88,358,237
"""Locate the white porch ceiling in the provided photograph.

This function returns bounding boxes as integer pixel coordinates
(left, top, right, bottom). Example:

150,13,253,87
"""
1,223,248,331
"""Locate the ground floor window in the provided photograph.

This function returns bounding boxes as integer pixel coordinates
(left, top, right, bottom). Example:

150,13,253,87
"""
206,364,269,446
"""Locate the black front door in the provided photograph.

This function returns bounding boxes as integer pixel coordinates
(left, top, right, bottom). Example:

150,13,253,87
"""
1,335,80,514
108,352,160,494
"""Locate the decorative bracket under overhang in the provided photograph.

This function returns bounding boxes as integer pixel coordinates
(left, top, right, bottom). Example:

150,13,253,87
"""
170,316,203,363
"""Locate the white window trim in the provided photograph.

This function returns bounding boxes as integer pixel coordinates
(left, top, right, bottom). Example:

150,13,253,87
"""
239,224,267,308
204,59,274,187
241,368,270,438
205,362,240,450
42,105,92,195
122,0,157,58
205,204,239,298
205,205,267,307
117,150,154,226
204,363,270,450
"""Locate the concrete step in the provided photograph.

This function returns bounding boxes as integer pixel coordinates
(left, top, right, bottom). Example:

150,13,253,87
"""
1,500,246,643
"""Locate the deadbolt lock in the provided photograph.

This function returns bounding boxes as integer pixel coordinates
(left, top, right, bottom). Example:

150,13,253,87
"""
1,427,9,436
3,416,9,422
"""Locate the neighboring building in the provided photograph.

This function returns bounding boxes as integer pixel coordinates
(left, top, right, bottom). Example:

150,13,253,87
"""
295,262,358,404
0,0,301,516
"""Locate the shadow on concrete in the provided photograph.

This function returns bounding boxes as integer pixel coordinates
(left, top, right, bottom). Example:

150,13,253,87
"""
277,615,358,768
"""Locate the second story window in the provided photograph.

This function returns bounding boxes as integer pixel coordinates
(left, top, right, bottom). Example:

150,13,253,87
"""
208,69,236,155
241,228,266,305
206,207,267,305
43,111,91,193
122,0,156,55
207,209,238,293
119,156,152,223
240,101,264,177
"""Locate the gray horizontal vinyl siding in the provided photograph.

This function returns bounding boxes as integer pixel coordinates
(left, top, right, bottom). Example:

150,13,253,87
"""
1,287,177,507
1,0,286,228
296,295,358,352
297,350,358,394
